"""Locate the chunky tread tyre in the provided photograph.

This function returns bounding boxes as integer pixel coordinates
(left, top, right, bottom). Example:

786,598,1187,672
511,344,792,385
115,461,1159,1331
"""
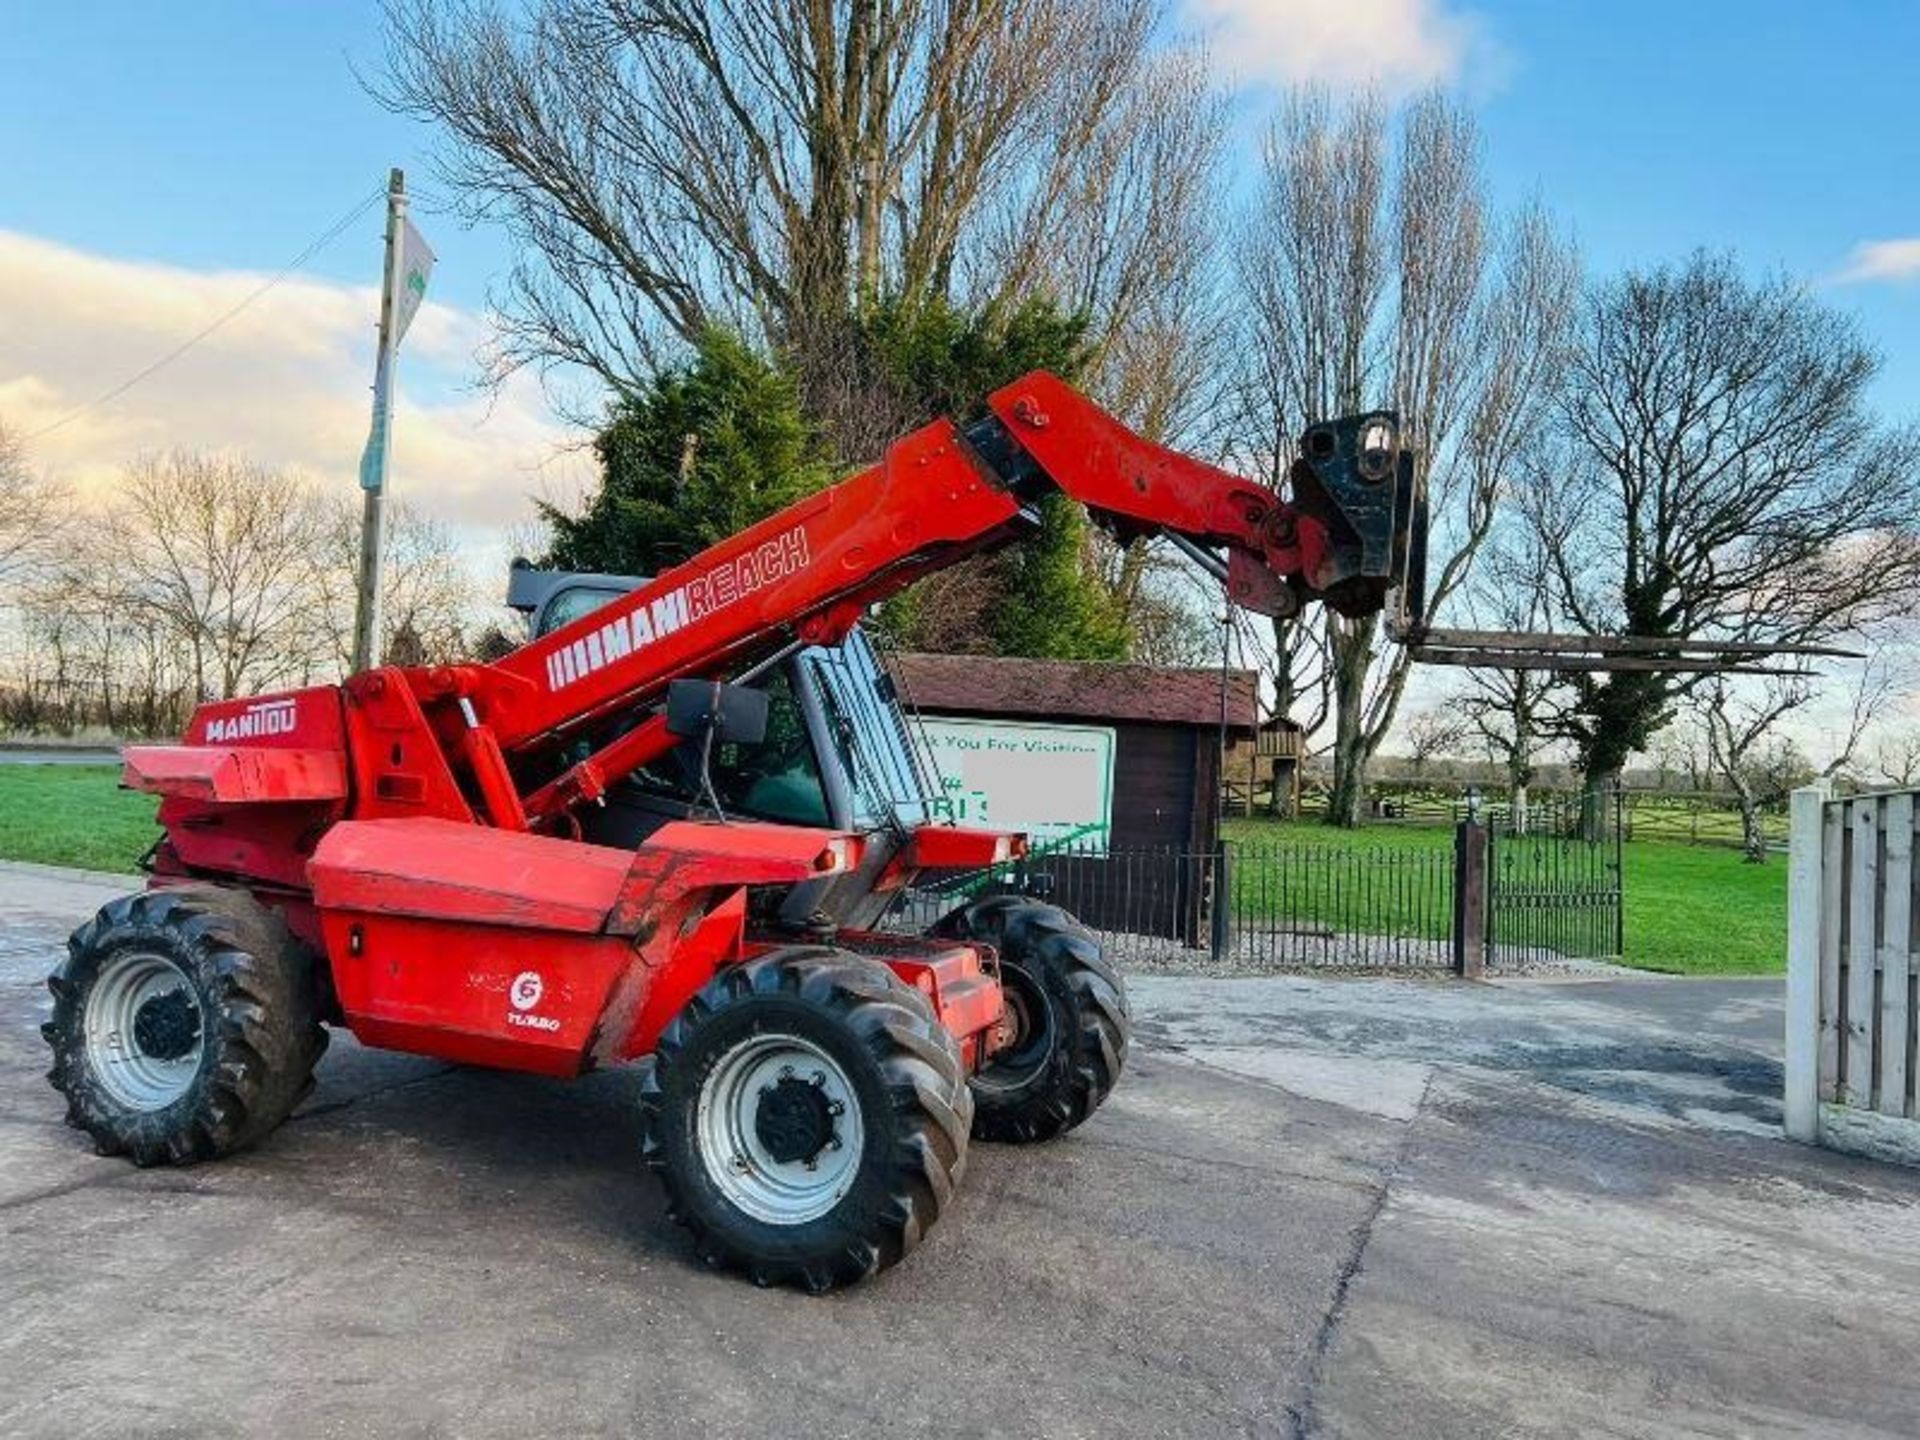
44,885,328,1166
933,896,1128,1143
638,946,971,1292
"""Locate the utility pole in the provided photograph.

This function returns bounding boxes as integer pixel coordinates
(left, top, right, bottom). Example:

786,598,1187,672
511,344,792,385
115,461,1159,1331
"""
352,168,407,673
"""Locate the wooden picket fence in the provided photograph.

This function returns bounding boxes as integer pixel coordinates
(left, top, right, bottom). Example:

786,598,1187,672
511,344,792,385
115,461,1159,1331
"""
1785,785,1920,1165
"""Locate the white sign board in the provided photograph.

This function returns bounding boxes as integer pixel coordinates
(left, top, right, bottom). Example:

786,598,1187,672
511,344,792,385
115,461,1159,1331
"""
918,717,1116,853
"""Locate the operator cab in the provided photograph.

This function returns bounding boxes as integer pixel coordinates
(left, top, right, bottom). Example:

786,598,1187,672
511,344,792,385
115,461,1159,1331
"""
505,562,941,928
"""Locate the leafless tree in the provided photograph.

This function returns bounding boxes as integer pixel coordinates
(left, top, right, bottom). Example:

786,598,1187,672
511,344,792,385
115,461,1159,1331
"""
1234,90,1578,825
98,454,332,701
1401,706,1468,781
1526,252,1920,798
315,498,476,672
1461,522,1563,828
1875,728,1920,788
1818,646,1904,781
0,421,64,583
1645,719,1708,793
377,0,1221,446
1699,675,1815,862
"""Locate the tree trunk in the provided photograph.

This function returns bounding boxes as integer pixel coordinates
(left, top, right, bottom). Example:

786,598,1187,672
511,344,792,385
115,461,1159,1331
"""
1511,780,1529,836
1324,616,1374,827
1733,778,1767,864
1579,766,1619,843
1326,671,1368,827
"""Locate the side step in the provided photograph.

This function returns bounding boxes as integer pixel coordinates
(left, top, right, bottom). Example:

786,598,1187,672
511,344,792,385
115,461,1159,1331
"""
1389,624,1858,675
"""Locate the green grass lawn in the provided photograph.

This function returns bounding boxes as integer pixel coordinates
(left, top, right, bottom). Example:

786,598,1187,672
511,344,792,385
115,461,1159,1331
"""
0,765,159,873
1225,817,1786,976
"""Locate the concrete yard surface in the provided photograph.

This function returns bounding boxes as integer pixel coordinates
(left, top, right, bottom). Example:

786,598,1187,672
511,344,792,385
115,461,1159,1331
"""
3,860,1918,1438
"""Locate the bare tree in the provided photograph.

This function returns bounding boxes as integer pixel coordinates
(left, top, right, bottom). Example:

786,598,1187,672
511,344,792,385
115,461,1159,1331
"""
1235,90,1578,825
377,0,1219,447
1645,717,1709,792
1401,706,1468,781
316,499,476,672
1819,646,1903,781
1699,675,1814,862
0,421,64,583
101,454,332,701
1527,252,1920,799
1876,728,1920,788
1461,522,1563,828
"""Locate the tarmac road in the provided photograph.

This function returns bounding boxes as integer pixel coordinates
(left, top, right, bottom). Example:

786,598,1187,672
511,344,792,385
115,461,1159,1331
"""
2,860,1918,1439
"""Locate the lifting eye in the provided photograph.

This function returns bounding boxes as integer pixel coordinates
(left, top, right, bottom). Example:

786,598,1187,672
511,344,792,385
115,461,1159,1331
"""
1357,420,1396,483
1305,428,1337,462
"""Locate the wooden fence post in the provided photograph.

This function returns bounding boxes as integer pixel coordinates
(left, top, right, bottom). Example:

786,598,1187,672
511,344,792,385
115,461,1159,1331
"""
1453,819,1487,978
1784,781,1829,1144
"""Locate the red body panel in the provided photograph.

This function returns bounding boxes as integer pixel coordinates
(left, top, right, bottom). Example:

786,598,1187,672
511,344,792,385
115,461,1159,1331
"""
320,911,635,1076
836,931,1006,1071
306,815,888,1072
123,745,347,803
311,819,637,933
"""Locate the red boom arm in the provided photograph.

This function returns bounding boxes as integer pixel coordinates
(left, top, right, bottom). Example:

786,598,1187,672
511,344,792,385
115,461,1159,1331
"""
368,372,1367,830
187,378,1397,840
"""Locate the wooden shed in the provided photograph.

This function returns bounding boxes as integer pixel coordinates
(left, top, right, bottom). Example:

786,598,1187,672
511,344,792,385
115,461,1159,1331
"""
886,653,1258,945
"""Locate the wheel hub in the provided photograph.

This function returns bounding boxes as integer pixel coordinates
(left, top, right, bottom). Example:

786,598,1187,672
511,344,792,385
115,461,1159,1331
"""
83,949,204,1112
754,1074,837,1164
132,989,200,1062
696,1036,865,1225
974,964,1055,1094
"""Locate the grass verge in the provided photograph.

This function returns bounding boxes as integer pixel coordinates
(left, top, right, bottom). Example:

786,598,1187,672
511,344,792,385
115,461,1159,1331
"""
0,765,159,874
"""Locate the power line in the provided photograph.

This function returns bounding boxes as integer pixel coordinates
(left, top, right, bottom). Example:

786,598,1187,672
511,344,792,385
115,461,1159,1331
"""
24,184,389,442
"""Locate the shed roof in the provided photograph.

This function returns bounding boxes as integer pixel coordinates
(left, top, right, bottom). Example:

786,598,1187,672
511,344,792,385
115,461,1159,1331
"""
886,652,1262,732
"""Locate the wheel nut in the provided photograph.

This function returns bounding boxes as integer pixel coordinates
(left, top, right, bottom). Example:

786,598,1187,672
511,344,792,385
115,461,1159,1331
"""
827,1100,844,1117
810,1070,826,1087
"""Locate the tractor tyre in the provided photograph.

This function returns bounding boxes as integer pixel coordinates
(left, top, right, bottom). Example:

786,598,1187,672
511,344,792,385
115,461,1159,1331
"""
639,946,972,1292
931,896,1129,1143
44,884,328,1167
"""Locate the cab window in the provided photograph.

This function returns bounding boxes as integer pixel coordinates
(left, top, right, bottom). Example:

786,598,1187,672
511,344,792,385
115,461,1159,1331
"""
629,669,830,827
537,585,625,638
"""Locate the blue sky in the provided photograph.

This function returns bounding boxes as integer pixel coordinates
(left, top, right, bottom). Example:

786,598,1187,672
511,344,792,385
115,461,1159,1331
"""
2,1,1918,462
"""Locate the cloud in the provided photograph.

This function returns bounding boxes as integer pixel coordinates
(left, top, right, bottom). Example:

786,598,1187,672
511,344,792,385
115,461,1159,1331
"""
1182,0,1499,95
0,229,592,550
1831,238,1920,286
1182,0,1497,96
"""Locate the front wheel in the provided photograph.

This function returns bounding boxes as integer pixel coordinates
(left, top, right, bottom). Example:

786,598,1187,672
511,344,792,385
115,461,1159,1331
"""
931,896,1129,1143
639,947,972,1292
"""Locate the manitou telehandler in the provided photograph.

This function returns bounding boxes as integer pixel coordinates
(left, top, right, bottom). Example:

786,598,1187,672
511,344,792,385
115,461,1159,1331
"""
44,371,1807,1290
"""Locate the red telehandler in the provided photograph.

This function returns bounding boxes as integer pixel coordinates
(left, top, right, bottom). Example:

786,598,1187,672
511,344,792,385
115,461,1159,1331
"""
41,372,1429,1290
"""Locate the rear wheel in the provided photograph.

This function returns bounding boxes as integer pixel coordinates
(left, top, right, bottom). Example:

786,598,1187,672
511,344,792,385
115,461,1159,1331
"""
44,885,328,1166
932,896,1129,1143
639,947,972,1292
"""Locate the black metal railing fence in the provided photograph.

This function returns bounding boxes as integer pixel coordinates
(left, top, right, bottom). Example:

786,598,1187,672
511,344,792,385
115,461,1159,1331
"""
884,836,1458,971
883,804,1623,973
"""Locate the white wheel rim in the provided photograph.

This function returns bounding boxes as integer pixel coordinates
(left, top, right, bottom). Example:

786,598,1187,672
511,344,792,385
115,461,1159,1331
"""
695,1034,865,1225
83,949,204,1112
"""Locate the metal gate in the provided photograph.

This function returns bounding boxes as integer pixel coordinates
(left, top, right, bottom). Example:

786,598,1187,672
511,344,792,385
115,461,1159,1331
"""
1488,789,1624,963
